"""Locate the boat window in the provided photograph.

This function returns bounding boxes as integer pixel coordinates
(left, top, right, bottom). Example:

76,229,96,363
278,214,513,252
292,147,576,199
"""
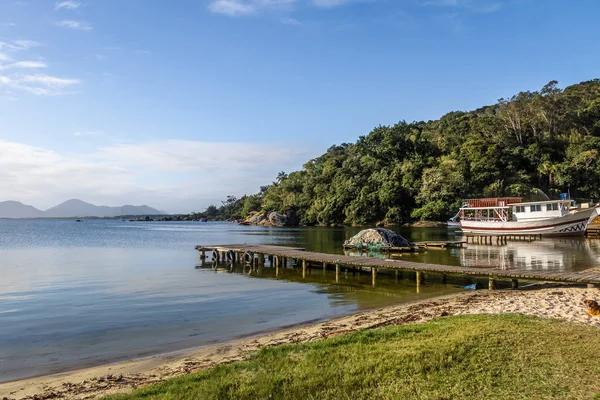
515,206,525,213
546,203,557,211
531,205,542,212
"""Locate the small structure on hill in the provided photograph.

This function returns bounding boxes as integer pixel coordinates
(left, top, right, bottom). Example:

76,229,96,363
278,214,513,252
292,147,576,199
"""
343,228,416,253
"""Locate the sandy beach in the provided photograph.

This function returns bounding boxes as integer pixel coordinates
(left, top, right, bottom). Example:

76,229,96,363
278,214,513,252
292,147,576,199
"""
2,285,599,400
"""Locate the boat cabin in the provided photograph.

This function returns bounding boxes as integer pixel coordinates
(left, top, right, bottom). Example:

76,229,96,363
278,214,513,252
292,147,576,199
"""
459,197,573,223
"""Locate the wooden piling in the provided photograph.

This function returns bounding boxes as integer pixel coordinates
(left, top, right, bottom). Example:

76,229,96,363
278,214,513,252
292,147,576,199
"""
511,279,518,289
372,267,377,287
416,270,423,284
302,259,307,279
335,264,340,283
489,277,496,291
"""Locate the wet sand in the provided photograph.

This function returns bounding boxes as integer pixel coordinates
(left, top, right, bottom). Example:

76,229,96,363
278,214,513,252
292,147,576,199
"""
2,286,599,400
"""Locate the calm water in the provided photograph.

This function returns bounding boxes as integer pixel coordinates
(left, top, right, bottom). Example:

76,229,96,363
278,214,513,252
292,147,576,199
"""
1,220,599,382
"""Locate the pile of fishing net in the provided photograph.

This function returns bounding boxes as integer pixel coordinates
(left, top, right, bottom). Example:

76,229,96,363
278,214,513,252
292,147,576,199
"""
344,228,415,251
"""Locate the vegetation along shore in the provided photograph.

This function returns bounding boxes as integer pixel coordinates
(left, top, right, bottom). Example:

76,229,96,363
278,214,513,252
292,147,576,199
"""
186,80,600,227
2,286,600,400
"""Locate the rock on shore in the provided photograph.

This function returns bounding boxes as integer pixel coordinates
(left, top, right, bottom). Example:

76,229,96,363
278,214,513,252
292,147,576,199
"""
241,211,288,227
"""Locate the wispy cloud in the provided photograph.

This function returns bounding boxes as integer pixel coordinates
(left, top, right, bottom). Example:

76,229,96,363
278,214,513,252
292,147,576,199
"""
423,0,502,13
1,22,16,27
281,16,301,25
0,40,41,51
208,0,258,16
20,74,79,87
0,74,80,96
0,39,80,96
55,1,81,10
208,0,365,17
312,0,355,8
55,19,93,31
0,60,47,70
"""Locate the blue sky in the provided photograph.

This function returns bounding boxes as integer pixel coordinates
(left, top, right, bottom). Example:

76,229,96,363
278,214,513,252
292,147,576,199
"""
0,0,598,213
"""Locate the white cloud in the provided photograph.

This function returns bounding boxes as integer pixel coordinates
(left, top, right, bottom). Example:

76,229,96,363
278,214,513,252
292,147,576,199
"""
55,19,93,31
0,73,80,96
55,1,81,10
0,60,47,70
0,40,41,51
423,0,502,12
208,0,363,17
1,22,16,27
312,0,353,7
20,74,79,87
0,38,79,97
208,0,299,16
209,0,257,16
0,139,315,213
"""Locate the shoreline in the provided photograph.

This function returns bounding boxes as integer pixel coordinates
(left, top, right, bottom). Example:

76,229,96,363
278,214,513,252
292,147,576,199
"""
2,286,599,400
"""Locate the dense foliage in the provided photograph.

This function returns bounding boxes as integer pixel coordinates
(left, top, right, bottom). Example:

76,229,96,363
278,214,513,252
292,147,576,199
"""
201,80,600,225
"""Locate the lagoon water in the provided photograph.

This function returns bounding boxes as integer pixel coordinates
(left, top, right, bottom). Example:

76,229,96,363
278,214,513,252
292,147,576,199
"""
1,220,599,382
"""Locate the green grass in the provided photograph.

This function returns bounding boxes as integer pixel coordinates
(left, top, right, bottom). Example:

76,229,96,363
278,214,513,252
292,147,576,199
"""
105,315,600,400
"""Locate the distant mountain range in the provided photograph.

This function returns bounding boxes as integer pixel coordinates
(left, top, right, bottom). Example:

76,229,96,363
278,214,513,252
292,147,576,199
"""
0,199,166,219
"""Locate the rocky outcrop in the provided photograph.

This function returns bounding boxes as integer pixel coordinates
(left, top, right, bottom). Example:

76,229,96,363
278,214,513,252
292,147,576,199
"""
344,228,415,249
240,211,291,227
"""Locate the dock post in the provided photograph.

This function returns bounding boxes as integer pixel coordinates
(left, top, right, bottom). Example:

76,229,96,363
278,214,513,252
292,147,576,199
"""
441,274,447,284
511,279,519,289
336,264,340,283
322,262,327,275
395,270,399,283
372,267,377,287
302,259,307,279
488,277,496,291
282,257,287,268
416,270,423,284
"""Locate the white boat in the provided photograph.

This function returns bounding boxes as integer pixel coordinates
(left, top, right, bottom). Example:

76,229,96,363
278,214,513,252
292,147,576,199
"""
458,197,599,237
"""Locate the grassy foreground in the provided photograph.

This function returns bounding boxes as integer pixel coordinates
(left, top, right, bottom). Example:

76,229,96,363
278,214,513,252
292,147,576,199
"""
106,315,600,400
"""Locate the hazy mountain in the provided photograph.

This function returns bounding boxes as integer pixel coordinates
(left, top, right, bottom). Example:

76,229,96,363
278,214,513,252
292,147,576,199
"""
0,199,165,218
0,201,45,218
44,199,165,218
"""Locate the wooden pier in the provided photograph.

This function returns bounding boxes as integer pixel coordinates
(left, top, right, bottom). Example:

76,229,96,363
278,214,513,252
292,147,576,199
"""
195,244,600,289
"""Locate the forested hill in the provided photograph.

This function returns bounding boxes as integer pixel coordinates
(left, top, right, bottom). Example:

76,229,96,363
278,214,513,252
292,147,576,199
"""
203,79,600,226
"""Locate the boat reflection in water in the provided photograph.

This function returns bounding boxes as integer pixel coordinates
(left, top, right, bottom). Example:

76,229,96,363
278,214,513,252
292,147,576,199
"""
459,238,600,272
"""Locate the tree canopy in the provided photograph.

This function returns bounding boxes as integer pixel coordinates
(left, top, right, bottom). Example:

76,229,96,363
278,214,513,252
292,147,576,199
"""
199,79,600,225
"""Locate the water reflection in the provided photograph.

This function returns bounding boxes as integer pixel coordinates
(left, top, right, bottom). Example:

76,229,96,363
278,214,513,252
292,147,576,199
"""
459,238,600,271
195,261,462,311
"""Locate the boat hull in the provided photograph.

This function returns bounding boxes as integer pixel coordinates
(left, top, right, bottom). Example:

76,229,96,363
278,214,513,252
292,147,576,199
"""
459,207,599,237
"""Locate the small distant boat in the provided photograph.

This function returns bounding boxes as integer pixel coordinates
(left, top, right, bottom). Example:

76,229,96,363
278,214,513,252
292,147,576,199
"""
76,219,83,222
458,196,599,237
200,218,208,222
